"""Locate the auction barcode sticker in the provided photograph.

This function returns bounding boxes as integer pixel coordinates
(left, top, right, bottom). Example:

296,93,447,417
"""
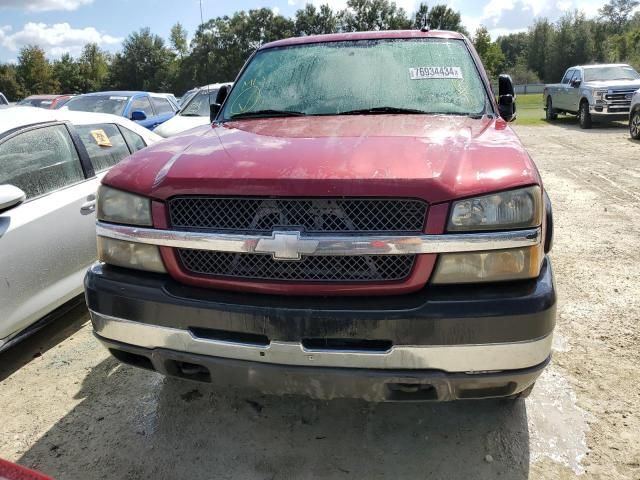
409,66,463,80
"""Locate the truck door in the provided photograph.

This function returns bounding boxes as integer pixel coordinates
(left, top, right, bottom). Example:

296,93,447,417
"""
557,69,574,110
566,69,583,113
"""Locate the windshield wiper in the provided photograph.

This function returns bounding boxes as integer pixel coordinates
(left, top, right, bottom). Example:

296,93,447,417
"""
229,109,306,120
180,113,202,117
334,106,429,115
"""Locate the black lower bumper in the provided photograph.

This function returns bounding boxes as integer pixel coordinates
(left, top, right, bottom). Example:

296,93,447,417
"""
85,258,556,347
97,335,550,402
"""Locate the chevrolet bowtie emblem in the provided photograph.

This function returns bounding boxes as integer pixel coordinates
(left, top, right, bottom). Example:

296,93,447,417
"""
255,231,319,260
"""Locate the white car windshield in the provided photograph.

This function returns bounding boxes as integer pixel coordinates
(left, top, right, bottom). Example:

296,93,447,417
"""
180,90,218,117
584,66,640,82
221,38,489,120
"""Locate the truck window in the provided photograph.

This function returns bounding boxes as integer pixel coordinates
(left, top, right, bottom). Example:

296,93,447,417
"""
571,70,582,83
222,38,489,119
561,70,575,84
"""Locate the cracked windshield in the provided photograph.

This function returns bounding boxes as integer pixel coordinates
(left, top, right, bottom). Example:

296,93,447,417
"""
1,0,639,479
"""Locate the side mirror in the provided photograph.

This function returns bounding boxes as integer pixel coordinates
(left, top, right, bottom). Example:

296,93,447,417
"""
0,185,26,213
210,85,231,122
209,103,221,123
130,110,147,121
570,79,581,88
497,74,516,122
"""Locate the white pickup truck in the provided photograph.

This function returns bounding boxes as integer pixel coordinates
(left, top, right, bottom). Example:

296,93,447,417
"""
543,64,640,129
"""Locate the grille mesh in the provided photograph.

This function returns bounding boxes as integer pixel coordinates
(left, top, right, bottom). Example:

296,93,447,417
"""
177,250,416,282
168,197,427,233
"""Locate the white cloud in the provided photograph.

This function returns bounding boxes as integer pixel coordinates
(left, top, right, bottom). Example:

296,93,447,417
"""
288,0,296,5
0,0,93,11
272,6,280,15
466,0,621,39
0,22,122,57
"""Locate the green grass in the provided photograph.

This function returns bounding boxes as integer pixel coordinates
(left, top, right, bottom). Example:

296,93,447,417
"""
513,93,547,126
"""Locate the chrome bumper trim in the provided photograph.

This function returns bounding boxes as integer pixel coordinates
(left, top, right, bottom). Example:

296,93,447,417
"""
91,311,553,372
96,222,541,257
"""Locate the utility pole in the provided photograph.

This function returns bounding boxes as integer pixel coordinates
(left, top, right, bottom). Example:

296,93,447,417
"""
200,0,204,25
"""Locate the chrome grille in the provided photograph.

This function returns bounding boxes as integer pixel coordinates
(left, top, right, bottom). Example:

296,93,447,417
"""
177,250,416,282
605,89,637,105
168,197,427,233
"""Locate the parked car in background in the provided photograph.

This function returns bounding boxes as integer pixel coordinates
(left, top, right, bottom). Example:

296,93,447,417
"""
154,83,232,138
629,90,640,139
178,88,199,107
157,93,180,107
0,93,8,106
17,94,74,109
87,30,555,402
63,91,179,130
0,107,161,352
544,64,640,129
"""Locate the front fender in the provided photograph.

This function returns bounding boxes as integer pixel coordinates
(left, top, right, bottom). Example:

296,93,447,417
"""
581,89,595,106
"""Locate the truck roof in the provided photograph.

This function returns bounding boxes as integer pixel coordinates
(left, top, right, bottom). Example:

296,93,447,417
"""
569,64,632,69
261,30,466,50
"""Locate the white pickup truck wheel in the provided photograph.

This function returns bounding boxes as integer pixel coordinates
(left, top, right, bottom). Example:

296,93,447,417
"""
630,109,640,140
545,97,558,121
579,101,592,129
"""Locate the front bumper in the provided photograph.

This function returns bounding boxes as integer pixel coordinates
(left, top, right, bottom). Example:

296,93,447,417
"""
97,335,550,402
590,104,631,117
85,258,556,401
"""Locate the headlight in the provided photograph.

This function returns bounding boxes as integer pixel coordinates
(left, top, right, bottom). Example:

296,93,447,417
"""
97,237,166,273
594,90,607,100
431,244,543,284
448,186,542,231
97,185,152,226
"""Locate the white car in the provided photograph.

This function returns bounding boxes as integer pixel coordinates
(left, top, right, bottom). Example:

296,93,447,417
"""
154,83,232,138
0,107,161,351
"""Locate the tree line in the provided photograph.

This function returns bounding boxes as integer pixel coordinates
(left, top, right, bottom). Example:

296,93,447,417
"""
0,0,639,100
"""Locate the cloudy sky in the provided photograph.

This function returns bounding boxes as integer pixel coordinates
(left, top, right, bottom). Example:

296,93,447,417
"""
0,0,616,62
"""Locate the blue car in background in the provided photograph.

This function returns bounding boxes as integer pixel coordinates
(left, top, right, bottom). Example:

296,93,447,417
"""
63,91,179,130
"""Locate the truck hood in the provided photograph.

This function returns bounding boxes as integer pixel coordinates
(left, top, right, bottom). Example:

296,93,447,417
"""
104,115,541,204
584,79,640,90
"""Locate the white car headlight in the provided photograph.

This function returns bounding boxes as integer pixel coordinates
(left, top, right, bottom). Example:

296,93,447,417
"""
448,186,542,232
97,185,152,226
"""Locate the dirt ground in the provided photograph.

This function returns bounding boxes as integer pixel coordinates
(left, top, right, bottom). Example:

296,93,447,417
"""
1,121,639,480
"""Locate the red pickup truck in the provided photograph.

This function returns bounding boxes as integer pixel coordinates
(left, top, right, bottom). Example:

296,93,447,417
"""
85,30,555,402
